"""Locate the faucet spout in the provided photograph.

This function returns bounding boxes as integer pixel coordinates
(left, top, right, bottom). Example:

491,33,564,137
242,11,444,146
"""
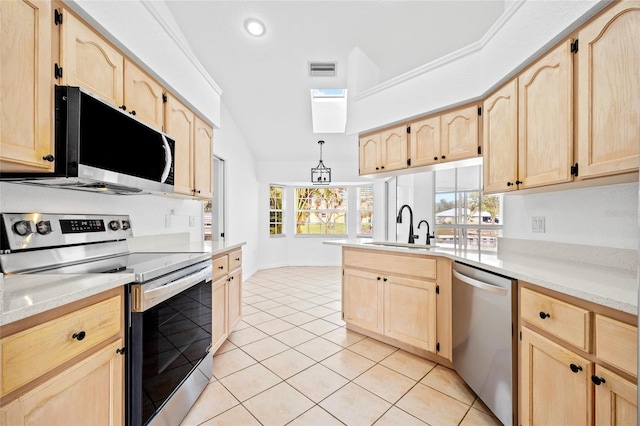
417,220,435,245
397,205,416,244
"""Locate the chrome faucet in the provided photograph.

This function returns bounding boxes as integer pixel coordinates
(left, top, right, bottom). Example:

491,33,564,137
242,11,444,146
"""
396,205,418,244
417,220,435,246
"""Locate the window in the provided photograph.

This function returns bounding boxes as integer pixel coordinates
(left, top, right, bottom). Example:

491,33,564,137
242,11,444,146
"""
435,165,502,252
295,187,347,235
357,185,374,236
269,185,284,236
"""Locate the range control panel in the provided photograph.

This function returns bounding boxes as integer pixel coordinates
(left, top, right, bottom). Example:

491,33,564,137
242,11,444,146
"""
0,213,133,252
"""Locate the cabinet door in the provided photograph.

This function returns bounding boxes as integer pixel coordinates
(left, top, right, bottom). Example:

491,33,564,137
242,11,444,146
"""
594,365,637,426
342,268,383,334
0,339,124,426
440,104,479,162
577,2,640,178
0,0,54,173
211,277,228,354
227,270,242,333
379,125,408,172
383,276,436,352
518,40,573,188
123,60,164,131
409,116,440,167
164,95,195,196
60,10,124,107
359,134,381,175
520,328,592,426
193,117,214,199
483,80,518,194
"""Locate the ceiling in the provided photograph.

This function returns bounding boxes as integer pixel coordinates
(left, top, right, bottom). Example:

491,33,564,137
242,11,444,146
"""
165,1,505,166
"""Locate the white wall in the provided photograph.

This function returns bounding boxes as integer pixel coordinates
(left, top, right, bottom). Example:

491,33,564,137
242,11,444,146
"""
0,182,205,240
213,104,260,278
503,182,639,250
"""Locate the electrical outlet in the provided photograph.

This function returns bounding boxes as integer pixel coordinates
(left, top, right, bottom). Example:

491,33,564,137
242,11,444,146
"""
531,216,545,233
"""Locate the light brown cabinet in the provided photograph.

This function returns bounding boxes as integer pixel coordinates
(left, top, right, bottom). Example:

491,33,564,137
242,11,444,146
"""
0,0,55,173
60,9,124,107
0,288,124,425
484,40,573,194
123,60,165,130
211,249,243,354
359,125,408,175
408,115,440,167
342,247,449,360
576,1,640,179
165,95,213,199
519,285,637,426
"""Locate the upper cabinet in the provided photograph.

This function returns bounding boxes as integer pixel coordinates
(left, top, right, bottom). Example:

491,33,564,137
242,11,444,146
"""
60,10,124,107
484,40,574,194
0,0,55,173
165,95,213,199
409,115,440,167
576,1,640,179
359,125,408,175
123,60,164,130
439,104,480,163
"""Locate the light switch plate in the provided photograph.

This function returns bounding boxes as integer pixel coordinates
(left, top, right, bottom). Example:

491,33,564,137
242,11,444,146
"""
531,216,545,233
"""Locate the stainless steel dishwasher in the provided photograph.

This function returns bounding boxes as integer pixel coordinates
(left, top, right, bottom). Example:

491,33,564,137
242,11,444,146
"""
452,261,517,426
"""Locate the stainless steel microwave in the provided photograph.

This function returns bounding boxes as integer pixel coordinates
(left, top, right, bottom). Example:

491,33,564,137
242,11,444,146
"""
0,86,175,195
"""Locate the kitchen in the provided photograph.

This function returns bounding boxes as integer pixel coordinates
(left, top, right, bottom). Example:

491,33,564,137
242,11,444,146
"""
1,1,638,425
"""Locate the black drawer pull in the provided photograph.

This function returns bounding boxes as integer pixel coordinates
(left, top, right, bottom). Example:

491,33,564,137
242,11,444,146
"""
72,331,86,341
377,276,381,280
569,363,582,373
218,266,224,270
235,258,240,261
539,312,550,319
591,375,606,385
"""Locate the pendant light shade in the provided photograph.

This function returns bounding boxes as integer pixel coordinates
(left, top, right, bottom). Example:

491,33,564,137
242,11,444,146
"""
311,140,331,185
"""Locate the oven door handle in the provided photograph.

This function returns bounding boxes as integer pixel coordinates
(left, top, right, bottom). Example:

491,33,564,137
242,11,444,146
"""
131,265,212,312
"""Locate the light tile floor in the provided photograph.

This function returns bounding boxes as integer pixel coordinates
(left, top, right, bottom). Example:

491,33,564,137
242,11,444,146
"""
181,266,502,426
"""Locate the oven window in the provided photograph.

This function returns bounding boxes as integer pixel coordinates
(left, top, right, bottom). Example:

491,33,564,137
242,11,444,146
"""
135,280,212,424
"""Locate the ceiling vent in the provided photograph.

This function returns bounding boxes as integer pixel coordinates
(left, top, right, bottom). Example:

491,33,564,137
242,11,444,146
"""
309,62,337,77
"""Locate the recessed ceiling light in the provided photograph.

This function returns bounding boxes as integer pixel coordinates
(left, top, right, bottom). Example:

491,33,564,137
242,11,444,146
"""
244,18,265,37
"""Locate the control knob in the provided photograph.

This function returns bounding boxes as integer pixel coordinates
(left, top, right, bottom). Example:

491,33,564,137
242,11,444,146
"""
13,220,34,236
108,220,121,231
36,220,53,235
121,220,131,231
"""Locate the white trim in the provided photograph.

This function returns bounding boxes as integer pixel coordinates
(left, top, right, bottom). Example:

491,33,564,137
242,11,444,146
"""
354,1,526,101
141,2,223,96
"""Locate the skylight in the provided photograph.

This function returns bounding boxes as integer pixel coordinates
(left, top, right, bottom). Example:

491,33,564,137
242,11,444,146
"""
310,89,347,133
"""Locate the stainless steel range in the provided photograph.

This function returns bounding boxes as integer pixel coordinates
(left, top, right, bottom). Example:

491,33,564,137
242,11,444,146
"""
0,213,213,426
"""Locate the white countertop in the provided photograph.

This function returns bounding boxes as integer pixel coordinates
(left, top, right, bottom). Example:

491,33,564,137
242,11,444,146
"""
1,239,246,326
325,239,638,315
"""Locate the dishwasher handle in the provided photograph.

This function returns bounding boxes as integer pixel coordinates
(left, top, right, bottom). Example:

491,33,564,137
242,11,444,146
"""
453,269,509,296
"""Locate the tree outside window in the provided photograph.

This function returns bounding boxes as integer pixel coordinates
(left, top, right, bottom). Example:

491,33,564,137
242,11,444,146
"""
295,187,347,235
269,185,284,236
358,185,374,236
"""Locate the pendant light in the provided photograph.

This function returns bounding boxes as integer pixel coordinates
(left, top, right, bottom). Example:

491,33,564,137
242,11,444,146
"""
311,140,331,185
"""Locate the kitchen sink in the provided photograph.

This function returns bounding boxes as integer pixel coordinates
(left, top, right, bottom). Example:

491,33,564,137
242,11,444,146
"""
363,241,438,249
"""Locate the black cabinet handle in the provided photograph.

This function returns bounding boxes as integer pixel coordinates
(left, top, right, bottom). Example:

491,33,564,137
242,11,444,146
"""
119,105,127,111
116,347,126,355
433,156,438,161
235,258,240,261
130,110,136,116
441,155,446,159
377,276,381,280
383,277,387,282
72,331,86,341
218,266,224,270
42,154,55,162
591,375,606,385
569,364,583,373
380,166,385,169
539,312,550,319
516,180,522,185
375,167,380,170
507,182,514,187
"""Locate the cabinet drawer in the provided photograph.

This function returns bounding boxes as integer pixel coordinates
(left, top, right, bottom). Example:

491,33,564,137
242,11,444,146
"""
595,315,638,377
520,288,590,351
343,249,437,280
229,250,242,271
1,295,122,397
212,255,228,280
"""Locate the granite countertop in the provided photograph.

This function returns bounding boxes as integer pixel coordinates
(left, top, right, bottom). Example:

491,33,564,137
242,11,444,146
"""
1,237,246,326
326,239,638,315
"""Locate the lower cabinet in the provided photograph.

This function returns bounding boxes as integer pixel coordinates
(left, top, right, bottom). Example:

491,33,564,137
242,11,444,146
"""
211,248,243,354
0,287,125,426
519,285,637,426
341,247,449,360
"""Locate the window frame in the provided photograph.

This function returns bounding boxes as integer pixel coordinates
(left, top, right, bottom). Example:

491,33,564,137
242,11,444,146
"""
294,187,348,236
357,184,374,237
269,184,285,237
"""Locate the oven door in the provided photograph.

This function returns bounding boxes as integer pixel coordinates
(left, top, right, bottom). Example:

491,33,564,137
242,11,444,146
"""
128,262,212,426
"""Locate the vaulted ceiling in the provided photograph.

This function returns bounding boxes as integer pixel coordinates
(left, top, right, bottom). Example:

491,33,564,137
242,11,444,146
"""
165,1,505,166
